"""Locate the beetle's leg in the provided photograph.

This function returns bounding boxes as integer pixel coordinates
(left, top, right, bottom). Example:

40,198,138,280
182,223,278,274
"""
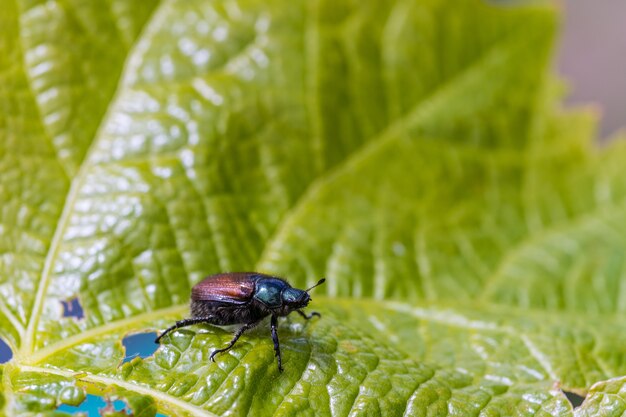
155,317,213,343
270,314,283,372
296,310,321,320
210,320,261,362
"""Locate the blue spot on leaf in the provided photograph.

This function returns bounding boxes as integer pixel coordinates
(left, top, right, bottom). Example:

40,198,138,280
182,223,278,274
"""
57,394,126,416
57,393,169,416
122,332,159,363
61,297,84,319
0,338,12,364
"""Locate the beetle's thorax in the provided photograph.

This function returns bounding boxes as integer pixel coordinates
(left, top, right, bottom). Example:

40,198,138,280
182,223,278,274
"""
253,277,310,314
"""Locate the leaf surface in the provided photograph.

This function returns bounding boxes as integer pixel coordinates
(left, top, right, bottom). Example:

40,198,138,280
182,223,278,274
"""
1,0,625,416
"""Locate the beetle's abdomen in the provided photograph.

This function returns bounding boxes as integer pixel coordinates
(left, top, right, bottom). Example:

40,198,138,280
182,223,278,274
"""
191,299,268,325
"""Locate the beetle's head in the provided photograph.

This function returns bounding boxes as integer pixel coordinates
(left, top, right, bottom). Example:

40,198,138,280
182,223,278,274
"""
282,278,326,308
282,288,310,307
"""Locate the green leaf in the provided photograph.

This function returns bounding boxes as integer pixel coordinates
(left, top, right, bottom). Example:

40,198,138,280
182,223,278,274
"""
575,376,626,417
1,0,625,415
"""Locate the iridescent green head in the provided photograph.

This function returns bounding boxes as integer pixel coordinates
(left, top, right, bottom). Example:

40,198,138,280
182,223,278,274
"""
282,287,309,306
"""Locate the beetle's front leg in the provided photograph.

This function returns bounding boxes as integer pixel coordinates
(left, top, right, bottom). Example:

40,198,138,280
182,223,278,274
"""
296,310,321,320
270,314,283,372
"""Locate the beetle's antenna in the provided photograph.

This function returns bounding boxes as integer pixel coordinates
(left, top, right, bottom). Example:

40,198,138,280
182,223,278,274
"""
305,278,326,293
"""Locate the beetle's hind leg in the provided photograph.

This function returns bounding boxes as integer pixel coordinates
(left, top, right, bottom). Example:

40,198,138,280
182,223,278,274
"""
155,317,213,343
210,320,261,362
297,310,321,320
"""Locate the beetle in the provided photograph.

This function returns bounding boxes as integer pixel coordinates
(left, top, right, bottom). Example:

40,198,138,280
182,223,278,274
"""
155,272,325,371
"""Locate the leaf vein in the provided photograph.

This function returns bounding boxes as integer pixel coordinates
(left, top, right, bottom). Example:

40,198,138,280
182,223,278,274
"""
19,0,165,356
256,28,538,271
20,365,217,417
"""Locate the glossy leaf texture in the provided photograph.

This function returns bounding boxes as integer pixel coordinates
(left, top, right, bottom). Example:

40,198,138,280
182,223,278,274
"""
1,0,625,415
